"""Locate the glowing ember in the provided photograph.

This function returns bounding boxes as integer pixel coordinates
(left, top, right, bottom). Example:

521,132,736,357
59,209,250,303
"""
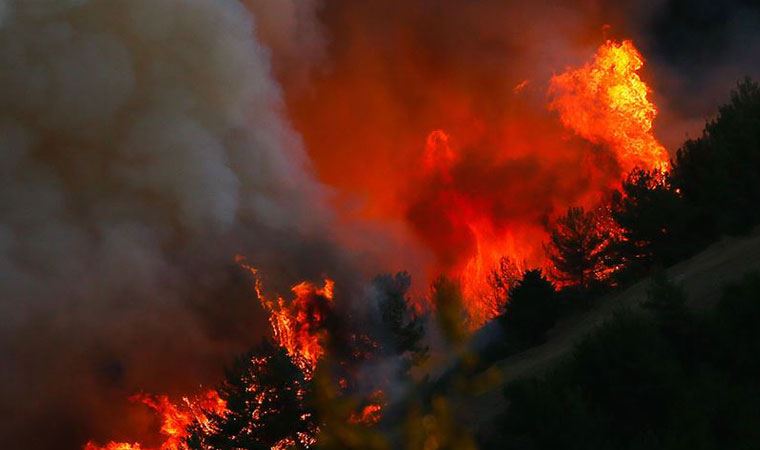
237,256,334,375
348,391,386,426
84,390,226,450
549,40,670,173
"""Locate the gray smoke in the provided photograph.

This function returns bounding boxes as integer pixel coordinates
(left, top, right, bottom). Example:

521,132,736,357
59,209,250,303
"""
0,0,340,447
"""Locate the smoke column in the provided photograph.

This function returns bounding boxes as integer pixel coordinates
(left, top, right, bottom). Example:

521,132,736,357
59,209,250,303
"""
0,1,343,447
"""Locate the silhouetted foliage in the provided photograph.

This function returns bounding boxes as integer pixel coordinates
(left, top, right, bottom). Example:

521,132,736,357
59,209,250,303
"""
488,256,522,313
493,273,760,450
611,169,693,280
431,275,469,345
186,340,315,450
500,270,558,345
311,365,389,450
672,77,760,238
373,272,429,366
546,206,617,290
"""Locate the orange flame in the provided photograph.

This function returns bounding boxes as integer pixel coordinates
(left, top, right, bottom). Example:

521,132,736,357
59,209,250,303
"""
84,390,226,450
414,40,668,328
549,39,669,173
84,443,142,450
236,256,334,375
348,390,385,426
418,131,536,328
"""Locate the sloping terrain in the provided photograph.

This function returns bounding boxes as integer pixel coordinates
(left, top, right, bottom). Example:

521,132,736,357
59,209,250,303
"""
461,230,760,437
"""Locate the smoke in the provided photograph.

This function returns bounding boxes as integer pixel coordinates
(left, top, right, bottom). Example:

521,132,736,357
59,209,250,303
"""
4,0,760,447
0,0,342,447
628,0,760,150
242,0,326,89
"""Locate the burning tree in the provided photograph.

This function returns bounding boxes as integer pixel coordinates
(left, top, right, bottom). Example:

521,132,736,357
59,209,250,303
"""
185,340,316,450
487,256,523,313
546,206,618,290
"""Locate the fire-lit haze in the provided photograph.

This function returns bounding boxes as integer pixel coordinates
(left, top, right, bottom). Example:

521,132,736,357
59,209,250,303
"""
91,30,671,450
295,34,668,327
3,0,760,449
282,2,675,328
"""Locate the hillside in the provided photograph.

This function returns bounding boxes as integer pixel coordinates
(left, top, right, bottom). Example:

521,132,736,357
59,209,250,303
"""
458,229,760,438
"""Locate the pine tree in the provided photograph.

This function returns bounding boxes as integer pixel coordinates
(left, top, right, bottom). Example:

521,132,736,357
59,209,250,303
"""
373,272,429,365
186,340,315,450
546,207,616,290
611,169,691,279
500,269,558,344
672,77,760,237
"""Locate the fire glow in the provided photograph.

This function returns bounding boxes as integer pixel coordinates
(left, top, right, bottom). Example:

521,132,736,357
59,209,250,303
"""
549,40,670,174
236,255,335,375
84,37,667,448
409,39,668,327
85,391,227,450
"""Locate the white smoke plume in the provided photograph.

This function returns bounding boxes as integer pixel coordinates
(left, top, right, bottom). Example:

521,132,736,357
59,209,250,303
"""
0,0,337,447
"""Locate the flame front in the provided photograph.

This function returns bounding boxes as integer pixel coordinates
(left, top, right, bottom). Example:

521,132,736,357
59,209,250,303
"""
85,390,226,450
550,39,669,173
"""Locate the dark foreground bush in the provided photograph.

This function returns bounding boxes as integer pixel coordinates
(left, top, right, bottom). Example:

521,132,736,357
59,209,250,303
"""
491,273,760,450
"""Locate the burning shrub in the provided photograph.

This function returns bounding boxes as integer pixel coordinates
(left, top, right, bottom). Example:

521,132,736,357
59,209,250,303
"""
545,206,619,291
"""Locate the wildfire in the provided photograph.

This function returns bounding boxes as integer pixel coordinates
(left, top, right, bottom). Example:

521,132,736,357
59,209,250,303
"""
236,256,334,374
411,39,669,328
549,39,669,173
417,130,537,328
85,36,666,449
85,390,227,450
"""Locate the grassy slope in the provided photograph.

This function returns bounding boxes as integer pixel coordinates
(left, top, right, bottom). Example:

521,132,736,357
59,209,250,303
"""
460,230,760,438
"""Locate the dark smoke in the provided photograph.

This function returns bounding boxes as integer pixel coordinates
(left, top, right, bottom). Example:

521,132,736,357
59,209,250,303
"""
0,1,345,448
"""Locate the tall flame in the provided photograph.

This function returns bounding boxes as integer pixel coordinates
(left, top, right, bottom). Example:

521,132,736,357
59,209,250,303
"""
549,39,669,173
236,256,334,375
417,39,668,328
